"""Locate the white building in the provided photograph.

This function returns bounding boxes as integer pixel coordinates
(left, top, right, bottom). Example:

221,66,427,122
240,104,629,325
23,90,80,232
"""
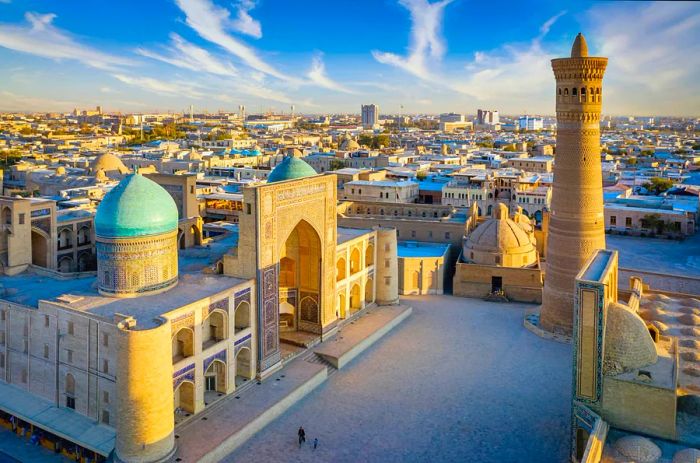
361,104,380,129
518,116,544,131
342,179,418,203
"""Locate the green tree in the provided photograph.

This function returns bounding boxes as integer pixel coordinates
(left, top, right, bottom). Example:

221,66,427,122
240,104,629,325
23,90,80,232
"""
640,214,665,235
328,159,345,171
642,177,673,195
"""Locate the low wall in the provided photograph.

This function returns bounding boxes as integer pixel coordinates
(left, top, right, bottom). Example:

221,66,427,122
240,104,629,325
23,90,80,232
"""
453,262,543,303
619,267,700,296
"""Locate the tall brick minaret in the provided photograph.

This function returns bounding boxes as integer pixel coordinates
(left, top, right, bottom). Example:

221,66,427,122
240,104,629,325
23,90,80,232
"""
540,33,608,335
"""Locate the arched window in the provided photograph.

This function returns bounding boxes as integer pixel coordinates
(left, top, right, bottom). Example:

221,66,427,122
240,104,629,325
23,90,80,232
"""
572,88,577,96
564,88,569,96
558,88,561,95
336,257,347,281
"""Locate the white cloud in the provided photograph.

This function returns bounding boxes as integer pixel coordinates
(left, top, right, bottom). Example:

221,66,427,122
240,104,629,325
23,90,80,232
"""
0,90,80,111
137,33,238,77
372,0,453,80
231,0,262,39
112,74,206,99
373,2,565,112
0,12,132,70
306,54,354,94
586,1,700,115
174,0,290,80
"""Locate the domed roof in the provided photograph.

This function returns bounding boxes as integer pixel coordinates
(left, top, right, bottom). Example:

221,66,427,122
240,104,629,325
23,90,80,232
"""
571,32,589,58
603,302,658,375
267,156,317,183
340,137,360,151
95,173,178,238
673,448,700,463
466,204,534,253
90,153,128,174
613,436,661,463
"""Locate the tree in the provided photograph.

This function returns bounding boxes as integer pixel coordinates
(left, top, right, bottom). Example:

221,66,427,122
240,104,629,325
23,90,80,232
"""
416,171,427,180
642,177,673,195
328,159,345,171
627,158,638,165
640,214,665,235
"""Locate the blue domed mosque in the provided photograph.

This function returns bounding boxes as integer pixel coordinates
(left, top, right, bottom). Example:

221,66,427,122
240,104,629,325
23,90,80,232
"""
95,171,180,297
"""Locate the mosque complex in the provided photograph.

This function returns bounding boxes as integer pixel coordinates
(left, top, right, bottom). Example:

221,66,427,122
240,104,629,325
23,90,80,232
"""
0,33,697,463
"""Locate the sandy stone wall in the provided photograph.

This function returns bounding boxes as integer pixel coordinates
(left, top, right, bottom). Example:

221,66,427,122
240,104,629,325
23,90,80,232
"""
115,318,175,462
453,263,543,303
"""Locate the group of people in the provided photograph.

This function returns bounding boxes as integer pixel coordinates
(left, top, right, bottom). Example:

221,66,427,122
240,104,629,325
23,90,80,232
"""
297,426,318,450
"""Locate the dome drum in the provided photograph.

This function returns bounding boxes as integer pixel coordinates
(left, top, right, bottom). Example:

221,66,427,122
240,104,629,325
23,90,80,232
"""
94,173,180,298
462,203,538,268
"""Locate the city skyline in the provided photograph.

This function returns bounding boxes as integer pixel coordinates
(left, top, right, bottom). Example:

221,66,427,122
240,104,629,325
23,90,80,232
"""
0,0,699,116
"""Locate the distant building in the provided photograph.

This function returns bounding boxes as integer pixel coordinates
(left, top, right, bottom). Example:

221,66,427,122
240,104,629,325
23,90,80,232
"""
477,109,500,126
361,104,380,129
439,113,473,132
518,116,544,131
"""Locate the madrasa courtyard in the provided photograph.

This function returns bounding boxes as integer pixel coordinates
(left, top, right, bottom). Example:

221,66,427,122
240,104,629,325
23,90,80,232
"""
224,294,571,463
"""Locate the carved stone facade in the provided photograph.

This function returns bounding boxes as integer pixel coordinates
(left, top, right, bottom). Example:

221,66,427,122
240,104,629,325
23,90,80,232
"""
540,34,608,335
96,230,178,297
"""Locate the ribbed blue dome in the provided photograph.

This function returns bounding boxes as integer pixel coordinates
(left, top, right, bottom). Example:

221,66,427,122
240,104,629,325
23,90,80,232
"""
267,156,317,183
95,173,178,238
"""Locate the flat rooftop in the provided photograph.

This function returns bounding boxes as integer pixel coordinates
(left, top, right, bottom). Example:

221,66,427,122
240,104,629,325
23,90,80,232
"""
337,226,372,245
0,230,246,328
397,241,450,258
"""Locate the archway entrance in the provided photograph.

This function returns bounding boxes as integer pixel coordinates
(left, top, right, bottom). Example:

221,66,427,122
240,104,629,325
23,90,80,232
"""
31,229,49,268
174,381,195,416
203,359,226,405
350,283,362,314
338,292,346,319
278,220,321,333
235,347,253,387
365,278,374,304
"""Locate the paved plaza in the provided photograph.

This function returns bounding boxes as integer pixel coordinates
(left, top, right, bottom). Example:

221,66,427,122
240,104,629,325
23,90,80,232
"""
607,233,700,277
223,295,572,463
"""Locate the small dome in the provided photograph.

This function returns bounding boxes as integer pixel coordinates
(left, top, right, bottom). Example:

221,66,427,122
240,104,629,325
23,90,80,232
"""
285,147,303,158
604,302,658,375
571,32,589,58
463,203,537,267
95,173,178,238
673,448,700,463
340,137,360,151
613,436,661,463
90,153,129,174
55,166,66,175
267,156,317,183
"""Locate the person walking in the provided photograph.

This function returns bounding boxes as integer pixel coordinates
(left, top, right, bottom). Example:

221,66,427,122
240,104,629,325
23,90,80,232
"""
297,426,306,448
313,437,318,450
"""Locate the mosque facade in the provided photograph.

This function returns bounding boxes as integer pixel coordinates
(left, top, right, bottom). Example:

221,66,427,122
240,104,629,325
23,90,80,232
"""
0,155,398,462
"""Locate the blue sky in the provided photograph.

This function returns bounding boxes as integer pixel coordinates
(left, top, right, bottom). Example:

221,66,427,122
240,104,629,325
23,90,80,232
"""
0,0,698,115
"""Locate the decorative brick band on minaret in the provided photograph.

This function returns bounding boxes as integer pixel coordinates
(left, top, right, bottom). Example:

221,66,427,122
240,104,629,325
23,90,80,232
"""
540,33,608,335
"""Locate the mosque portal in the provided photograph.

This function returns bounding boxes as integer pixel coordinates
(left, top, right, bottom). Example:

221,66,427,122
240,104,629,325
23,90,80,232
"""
278,220,322,333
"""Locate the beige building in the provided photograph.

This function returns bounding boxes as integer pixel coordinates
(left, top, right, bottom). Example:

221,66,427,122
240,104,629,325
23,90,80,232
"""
397,241,450,295
453,203,543,303
342,179,419,203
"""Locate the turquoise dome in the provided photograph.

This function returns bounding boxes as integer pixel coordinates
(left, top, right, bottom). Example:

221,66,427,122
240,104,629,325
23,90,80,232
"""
267,156,317,183
95,173,178,238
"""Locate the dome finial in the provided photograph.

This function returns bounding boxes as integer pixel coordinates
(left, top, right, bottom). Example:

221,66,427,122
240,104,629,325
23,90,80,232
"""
571,32,589,58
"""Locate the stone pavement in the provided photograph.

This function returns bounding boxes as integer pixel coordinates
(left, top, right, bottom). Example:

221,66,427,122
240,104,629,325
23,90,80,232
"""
0,429,66,462
172,304,411,462
315,304,412,368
